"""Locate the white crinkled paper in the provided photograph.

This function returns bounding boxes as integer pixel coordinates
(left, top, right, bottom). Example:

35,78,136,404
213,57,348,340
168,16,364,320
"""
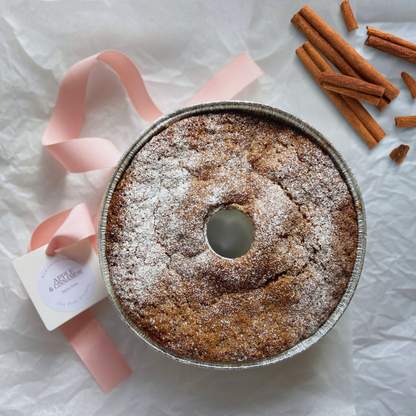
0,0,415,414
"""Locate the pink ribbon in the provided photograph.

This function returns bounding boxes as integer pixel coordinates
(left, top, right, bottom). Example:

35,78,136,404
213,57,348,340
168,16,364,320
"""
41,50,261,173
59,310,132,394
32,49,262,392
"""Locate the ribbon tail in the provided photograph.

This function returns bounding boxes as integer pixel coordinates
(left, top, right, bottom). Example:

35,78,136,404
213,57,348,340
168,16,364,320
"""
186,52,263,105
60,310,132,394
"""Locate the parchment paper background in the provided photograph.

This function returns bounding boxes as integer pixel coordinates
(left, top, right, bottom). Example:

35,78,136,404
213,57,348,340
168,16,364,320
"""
1,0,415,415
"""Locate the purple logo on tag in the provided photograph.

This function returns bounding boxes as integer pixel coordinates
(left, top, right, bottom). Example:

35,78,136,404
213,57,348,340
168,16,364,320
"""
38,254,95,312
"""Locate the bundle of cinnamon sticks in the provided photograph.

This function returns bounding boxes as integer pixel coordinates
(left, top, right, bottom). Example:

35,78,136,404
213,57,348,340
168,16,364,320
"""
296,42,384,149
291,5,390,148
292,5,414,164
291,6,399,113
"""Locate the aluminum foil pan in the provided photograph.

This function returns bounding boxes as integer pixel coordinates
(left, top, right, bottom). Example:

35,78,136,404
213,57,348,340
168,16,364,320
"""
98,101,366,370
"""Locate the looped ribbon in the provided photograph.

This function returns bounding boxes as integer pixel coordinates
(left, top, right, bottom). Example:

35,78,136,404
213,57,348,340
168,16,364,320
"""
30,50,262,393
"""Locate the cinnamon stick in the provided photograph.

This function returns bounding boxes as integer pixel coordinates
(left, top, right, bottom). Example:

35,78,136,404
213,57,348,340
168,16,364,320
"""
291,11,391,112
395,116,416,128
303,41,385,143
340,0,358,32
401,72,416,99
367,26,416,52
320,72,384,105
320,73,385,96
296,45,378,148
365,35,416,65
321,83,381,105
390,145,410,164
296,5,400,103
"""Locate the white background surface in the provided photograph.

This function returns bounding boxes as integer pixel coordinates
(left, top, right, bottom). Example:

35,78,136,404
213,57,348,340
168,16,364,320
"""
1,0,415,415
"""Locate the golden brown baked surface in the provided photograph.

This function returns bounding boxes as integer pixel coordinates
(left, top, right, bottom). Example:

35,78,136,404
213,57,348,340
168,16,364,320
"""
105,112,358,362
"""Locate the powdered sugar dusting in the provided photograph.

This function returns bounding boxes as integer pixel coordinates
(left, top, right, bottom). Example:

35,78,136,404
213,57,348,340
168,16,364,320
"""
105,112,358,362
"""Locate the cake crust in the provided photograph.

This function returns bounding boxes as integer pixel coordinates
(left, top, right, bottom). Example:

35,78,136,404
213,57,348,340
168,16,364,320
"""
105,112,358,362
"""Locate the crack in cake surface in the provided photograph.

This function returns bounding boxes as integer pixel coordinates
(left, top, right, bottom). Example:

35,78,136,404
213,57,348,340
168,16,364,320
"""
105,112,358,362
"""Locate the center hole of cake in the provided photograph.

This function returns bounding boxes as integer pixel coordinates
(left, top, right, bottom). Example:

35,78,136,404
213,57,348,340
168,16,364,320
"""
206,208,254,259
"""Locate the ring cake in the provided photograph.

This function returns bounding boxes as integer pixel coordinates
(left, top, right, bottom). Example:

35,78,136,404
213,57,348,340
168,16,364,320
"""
105,111,358,362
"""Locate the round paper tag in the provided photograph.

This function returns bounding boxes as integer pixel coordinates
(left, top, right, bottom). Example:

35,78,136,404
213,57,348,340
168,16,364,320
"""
38,254,95,312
